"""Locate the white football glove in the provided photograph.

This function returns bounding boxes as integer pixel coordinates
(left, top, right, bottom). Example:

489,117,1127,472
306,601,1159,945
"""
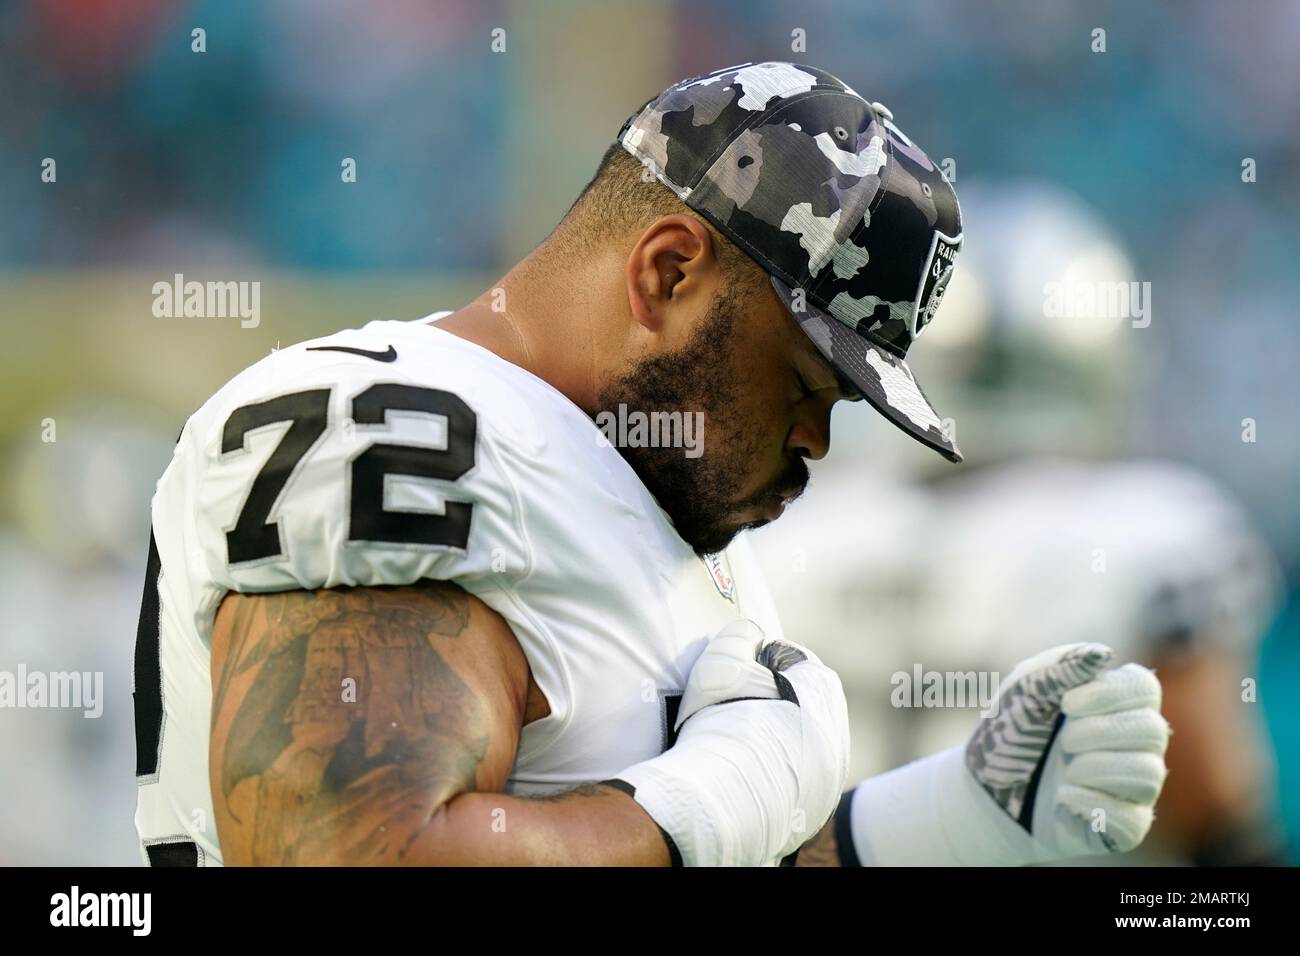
844,643,1170,866
615,620,851,866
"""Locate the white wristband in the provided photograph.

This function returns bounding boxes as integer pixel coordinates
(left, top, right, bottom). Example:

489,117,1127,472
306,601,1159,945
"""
845,744,1040,866
614,697,804,867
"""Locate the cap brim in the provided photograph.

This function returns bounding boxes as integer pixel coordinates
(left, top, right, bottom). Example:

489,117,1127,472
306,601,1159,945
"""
772,276,962,463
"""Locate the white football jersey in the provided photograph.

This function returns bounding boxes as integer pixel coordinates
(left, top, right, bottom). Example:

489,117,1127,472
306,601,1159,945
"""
133,313,784,866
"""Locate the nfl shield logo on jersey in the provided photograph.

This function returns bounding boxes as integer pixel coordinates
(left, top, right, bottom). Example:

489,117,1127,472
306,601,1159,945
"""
704,552,737,603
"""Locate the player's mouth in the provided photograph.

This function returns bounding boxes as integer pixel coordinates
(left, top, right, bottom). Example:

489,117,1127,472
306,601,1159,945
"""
761,492,790,521
730,459,809,527
752,481,806,522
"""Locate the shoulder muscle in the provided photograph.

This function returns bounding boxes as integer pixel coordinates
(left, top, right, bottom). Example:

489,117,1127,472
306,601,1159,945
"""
208,579,528,865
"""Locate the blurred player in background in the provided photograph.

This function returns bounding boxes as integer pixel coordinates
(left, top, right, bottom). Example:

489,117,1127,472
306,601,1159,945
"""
753,183,1290,864
0,410,171,864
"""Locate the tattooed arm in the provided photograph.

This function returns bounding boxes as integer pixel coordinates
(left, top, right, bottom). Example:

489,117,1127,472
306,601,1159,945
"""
209,580,669,866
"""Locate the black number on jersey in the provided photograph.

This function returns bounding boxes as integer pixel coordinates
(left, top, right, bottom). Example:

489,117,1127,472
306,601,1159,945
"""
349,384,476,548
134,529,164,778
661,691,683,751
221,389,331,564
220,385,476,565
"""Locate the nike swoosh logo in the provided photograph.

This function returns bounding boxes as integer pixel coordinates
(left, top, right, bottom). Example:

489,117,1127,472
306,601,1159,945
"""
306,344,398,363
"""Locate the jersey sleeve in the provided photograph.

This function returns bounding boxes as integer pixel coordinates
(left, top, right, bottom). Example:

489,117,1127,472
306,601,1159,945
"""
183,347,533,597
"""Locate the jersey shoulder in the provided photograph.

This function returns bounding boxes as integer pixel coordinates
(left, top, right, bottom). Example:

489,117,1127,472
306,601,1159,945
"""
170,316,598,595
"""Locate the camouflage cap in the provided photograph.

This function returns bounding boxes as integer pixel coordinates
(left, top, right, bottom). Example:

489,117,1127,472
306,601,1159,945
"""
619,61,963,462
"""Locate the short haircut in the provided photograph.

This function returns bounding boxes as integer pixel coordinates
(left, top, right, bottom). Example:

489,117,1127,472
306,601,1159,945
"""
556,142,766,290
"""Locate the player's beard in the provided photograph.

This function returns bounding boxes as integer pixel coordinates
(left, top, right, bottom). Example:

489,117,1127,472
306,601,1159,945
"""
595,280,809,556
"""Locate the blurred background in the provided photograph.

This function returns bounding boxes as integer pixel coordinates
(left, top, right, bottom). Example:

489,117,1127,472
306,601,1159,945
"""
1,0,1296,864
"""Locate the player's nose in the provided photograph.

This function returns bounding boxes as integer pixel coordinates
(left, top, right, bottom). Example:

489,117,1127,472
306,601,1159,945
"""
786,406,832,461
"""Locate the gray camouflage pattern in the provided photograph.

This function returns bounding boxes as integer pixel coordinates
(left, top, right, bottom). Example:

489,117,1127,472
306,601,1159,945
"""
966,644,1113,838
619,62,963,461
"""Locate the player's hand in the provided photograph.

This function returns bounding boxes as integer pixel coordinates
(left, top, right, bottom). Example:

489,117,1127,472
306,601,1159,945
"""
965,643,1170,862
674,620,826,727
614,619,850,866
678,619,852,858
678,620,852,862
842,642,1169,866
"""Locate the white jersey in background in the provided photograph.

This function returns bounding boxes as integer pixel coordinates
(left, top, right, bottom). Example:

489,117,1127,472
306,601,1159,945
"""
750,457,1281,861
133,313,782,866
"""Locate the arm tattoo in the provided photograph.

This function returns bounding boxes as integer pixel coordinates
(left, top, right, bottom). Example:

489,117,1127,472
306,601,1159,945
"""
214,581,490,865
522,783,619,803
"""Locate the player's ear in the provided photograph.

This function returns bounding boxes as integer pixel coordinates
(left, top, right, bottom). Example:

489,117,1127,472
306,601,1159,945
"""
625,214,714,332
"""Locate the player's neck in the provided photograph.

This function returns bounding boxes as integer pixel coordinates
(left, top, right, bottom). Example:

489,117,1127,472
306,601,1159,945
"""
434,247,619,416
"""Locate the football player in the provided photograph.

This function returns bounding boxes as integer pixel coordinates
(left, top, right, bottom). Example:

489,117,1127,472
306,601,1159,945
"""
133,63,1166,866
